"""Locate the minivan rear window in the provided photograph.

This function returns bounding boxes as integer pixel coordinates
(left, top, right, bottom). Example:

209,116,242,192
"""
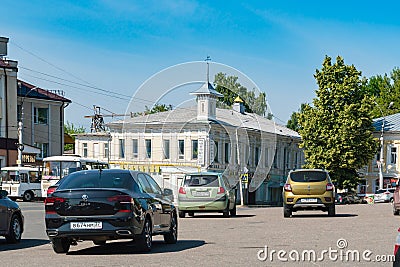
290,171,327,182
183,175,219,187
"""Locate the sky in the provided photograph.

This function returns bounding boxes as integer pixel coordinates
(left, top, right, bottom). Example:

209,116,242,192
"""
2,0,400,130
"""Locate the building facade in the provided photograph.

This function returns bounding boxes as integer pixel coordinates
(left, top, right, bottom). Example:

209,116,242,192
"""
0,36,71,168
359,113,400,194
75,81,304,205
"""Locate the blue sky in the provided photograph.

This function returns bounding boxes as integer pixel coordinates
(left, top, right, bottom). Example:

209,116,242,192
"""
2,0,400,129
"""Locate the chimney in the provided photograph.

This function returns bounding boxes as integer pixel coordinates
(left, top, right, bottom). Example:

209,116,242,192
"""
0,37,9,57
233,96,245,114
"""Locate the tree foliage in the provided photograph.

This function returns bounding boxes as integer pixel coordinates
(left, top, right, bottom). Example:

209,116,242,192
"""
298,56,377,189
214,73,269,117
64,121,85,151
286,103,307,132
365,67,400,118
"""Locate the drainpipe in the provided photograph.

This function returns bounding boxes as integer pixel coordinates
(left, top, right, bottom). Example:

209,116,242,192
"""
60,101,70,155
2,67,9,166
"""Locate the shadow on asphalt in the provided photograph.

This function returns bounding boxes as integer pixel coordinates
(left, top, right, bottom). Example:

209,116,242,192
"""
67,239,205,255
290,213,358,218
183,214,255,219
0,238,49,251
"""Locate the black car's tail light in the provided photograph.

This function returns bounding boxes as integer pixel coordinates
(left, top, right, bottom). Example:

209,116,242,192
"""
107,195,134,213
44,197,66,214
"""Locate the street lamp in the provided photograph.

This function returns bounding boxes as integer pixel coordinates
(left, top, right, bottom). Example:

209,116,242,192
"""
17,85,39,168
377,101,394,190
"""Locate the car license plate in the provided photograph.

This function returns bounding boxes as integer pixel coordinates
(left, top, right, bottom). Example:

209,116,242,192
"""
193,191,210,197
301,198,317,203
70,222,102,230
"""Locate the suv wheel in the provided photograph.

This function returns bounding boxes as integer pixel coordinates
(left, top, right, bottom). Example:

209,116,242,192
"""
222,201,230,218
52,238,70,253
230,202,237,216
283,204,292,218
328,205,336,217
23,191,34,202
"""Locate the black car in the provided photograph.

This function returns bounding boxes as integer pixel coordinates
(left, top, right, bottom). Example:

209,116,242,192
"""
0,190,24,243
45,169,177,253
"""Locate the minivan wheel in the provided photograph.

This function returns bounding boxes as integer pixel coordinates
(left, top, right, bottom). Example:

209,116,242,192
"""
393,204,399,215
137,218,152,252
5,214,22,243
328,205,336,217
283,204,292,218
23,191,34,202
178,211,185,218
52,238,70,254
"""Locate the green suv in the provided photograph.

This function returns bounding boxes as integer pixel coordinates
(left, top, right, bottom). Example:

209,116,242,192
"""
177,172,236,218
282,169,335,218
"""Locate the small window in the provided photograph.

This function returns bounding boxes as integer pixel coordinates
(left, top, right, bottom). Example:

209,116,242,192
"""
163,140,170,159
145,139,152,158
119,139,125,158
391,147,397,164
192,140,198,160
224,143,230,163
83,143,88,157
104,143,109,158
214,141,219,163
34,107,48,124
178,140,184,160
132,139,138,158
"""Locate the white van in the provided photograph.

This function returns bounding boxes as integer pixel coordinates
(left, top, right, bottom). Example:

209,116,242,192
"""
0,166,41,201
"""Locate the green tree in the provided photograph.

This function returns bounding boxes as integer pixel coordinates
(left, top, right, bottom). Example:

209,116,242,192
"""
214,73,269,117
64,121,85,151
298,56,377,190
287,103,307,132
365,67,400,118
144,103,173,115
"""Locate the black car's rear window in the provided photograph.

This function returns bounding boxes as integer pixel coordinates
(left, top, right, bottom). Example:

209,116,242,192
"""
183,175,220,187
290,171,327,182
57,171,139,191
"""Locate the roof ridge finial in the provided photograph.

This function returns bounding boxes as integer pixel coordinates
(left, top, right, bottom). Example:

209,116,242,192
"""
205,55,211,84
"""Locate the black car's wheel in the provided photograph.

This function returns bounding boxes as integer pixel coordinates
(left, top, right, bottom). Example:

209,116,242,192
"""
51,238,70,253
163,214,178,244
178,211,185,218
188,212,194,217
230,201,237,216
23,191,34,202
283,204,292,218
328,205,336,217
5,214,22,243
222,201,230,218
137,218,152,252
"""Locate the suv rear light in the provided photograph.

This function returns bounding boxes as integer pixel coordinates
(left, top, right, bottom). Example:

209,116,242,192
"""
179,187,186,194
326,183,334,191
217,187,225,194
284,184,292,192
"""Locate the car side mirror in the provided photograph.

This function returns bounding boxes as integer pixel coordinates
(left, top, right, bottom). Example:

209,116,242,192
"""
0,189,8,198
163,188,173,196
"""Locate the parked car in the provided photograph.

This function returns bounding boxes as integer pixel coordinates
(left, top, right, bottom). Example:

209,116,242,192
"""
374,188,395,203
0,189,24,243
336,192,363,204
45,169,177,253
394,227,400,265
282,169,335,217
392,184,400,215
177,172,236,218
